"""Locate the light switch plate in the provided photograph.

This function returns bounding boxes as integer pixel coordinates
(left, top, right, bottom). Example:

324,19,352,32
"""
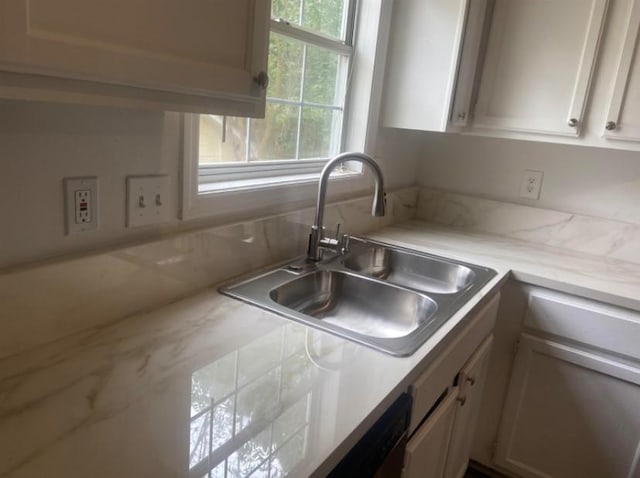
126,175,170,227
64,176,98,234
519,170,544,200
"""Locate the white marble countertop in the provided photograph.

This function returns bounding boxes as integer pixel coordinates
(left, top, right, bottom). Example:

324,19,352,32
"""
2,219,639,478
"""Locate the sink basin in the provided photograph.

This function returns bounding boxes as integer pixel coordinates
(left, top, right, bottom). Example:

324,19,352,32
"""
221,239,496,356
342,244,475,294
270,270,437,338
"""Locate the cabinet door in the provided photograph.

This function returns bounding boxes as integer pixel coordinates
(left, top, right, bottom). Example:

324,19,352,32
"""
383,0,487,132
495,334,640,478
450,0,490,128
473,0,608,136
0,0,269,115
404,388,460,478
603,0,640,142
444,336,494,478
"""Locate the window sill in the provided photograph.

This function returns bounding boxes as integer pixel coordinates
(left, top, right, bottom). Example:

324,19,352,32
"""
182,167,369,221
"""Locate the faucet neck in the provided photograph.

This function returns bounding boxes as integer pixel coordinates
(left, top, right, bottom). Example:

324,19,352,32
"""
308,152,386,262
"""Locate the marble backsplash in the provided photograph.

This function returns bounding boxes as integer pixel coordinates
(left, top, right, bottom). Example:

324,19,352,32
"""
416,188,640,265
0,188,418,359
5,184,637,359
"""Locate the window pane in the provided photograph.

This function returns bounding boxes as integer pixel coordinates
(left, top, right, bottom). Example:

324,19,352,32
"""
199,115,247,164
302,0,347,40
271,0,301,25
268,33,303,101
273,0,347,40
303,45,342,106
300,107,341,159
250,103,299,161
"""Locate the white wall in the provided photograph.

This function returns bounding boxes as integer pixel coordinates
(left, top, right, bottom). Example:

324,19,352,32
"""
0,100,422,269
417,132,640,225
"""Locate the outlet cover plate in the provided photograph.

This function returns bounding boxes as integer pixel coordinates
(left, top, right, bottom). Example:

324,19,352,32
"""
519,170,544,200
126,175,170,227
64,176,98,234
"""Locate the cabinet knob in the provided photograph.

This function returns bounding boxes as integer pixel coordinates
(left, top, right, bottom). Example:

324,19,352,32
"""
568,118,579,128
465,376,476,386
456,396,467,407
605,121,617,131
254,71,270,90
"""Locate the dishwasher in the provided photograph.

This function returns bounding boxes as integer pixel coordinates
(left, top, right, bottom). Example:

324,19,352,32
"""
329,393,412,477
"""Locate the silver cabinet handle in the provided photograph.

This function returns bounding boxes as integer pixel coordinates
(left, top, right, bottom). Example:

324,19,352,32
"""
568,118,579,127
254,71,270,90
456,396,467,407
606,121,617,131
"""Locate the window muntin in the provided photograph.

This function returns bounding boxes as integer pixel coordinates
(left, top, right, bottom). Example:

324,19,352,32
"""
196,1,355,187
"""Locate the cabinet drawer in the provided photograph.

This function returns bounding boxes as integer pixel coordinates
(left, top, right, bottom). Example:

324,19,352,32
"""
524,286,640,361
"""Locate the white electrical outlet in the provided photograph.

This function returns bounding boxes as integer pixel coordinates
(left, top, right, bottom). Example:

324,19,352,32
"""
74,190,91,224
64,177,98,234
519,170,544,200
126,175,170,227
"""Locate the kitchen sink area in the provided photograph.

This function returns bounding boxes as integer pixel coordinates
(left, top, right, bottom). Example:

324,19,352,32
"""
221,237,496,356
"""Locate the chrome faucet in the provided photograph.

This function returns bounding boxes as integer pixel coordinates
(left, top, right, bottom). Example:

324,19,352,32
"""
307,152,386,261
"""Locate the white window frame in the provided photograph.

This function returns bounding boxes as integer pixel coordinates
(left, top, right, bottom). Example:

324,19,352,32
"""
181,0,393,221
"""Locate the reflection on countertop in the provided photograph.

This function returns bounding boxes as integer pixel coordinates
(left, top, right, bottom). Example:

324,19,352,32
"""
1,280,485,478
188,323,342,478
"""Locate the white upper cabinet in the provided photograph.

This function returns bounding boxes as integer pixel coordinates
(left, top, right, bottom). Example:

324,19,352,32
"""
382,0,489,132
603,0,640,142
0,0,270,115
473,0,608,136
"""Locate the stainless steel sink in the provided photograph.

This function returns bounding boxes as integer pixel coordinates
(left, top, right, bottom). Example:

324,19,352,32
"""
341,244,476,294
221,238,496,356
270,270,437,338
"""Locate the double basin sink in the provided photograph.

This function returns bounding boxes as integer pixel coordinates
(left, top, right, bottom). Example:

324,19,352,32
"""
221,238,496,356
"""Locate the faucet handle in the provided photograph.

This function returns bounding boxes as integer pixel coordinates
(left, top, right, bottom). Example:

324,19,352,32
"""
334,223,350,254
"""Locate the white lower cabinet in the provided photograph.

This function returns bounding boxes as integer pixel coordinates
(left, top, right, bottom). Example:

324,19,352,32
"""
402,292,499,478
404,336,494,478
444,337,494,478
404,388,460,478
479,284,640,478
495,334,640,478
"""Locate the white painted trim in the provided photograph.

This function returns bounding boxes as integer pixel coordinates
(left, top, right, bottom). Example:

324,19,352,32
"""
344,0,392,154
450,0,490,129
603,0,640,142
567,0,609,132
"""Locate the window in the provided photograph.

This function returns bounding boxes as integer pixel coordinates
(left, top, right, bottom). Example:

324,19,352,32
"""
196,0,357,190
181,0,392,220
